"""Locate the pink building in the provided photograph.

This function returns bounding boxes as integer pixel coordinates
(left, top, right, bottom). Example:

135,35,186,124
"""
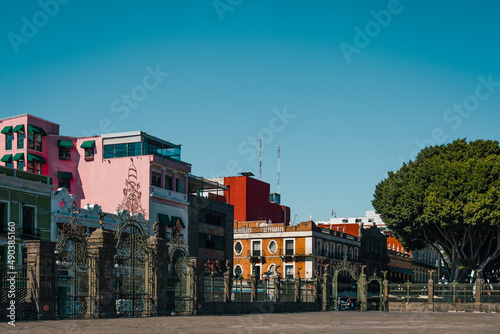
1,114,191,241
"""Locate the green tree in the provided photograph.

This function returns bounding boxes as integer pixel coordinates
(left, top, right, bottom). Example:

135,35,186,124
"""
373,139,500,282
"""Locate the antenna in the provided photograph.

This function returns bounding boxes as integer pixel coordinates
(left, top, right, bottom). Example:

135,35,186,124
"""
277,145,280,194
258,137,262,180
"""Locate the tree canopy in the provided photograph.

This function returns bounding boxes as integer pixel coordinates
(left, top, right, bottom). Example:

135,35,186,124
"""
373,139,500,282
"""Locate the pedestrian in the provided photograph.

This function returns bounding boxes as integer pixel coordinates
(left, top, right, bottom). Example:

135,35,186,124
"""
347,297,352,311
356,297,361,311
337,297,342,311
383,297,389,312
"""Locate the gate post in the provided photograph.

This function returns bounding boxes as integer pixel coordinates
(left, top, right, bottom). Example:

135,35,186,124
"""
295,277,301,303
274,276,281,303
250,270,258,302
224,267,232,303
88,227,116,318
322,272,331,311
358,267,367,312
382,271,388,300
427,271,434,304
475,276,483,309
26,240,56,320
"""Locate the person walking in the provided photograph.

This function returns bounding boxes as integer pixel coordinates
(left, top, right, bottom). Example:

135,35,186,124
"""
337,297,342,311
383,297,390,312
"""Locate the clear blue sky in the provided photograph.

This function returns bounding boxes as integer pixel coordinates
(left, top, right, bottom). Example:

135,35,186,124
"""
2,1,500,223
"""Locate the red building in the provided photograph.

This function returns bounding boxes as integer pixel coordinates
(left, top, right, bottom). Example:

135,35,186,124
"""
221,174,290,225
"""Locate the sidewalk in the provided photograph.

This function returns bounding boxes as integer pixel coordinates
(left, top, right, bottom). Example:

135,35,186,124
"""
3,311,499,334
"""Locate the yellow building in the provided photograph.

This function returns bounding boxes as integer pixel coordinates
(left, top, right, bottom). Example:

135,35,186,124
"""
233,220,361,279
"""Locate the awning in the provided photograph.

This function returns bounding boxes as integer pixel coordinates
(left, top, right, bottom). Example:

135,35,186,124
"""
57,171,73,180
158,213,171,227
58,140,74,148
171,216,186,228
28,125,47,136
13,124,24,132
1,126,13,134
80,140,95,148
27,153,47,164
1,154,12,162
13,153,24,161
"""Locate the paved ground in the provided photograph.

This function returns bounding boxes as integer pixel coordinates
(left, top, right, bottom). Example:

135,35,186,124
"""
3,311,499,334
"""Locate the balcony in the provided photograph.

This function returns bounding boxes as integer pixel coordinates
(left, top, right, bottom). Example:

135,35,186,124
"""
247,250,262,261
150,185,187,203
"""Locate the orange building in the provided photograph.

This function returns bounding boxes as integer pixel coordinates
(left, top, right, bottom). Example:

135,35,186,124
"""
233,220,361,280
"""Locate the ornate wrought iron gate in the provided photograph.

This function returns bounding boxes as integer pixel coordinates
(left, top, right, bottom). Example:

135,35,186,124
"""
168,226,192,314
55,202,96,318
114,163,155,317
332,256,360,306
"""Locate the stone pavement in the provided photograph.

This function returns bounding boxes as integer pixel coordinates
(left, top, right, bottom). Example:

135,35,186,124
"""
3,311,499,334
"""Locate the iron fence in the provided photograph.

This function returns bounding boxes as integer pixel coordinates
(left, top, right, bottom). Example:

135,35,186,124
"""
1,264,29,303
482,283,500,303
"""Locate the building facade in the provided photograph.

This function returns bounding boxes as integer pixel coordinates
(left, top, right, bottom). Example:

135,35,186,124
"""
0,166,52,264
233,220,361,280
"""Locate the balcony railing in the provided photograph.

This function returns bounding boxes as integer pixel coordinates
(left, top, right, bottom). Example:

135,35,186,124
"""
150,185,187,203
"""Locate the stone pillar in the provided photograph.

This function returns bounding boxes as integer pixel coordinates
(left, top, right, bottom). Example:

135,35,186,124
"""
274,277,281,303
475,278,483,308
25,240,56,319
428,275,434,304
295,277,301,303
88,228,116,318
160,167,166,189
382,271,388,300
322,273,331,311
358,271,367,312
250,272,258,302
224,270,232,303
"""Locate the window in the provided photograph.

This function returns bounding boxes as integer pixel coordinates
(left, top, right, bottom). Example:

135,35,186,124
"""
317,240,322,255
337,244,342,259
59,147,71,160
252,240,261,257
176,177,185,193
5,132,12,150
349,247,353,260
355,248,359,262
84,147,94,160
59,178,71,191
22,205,36,239
332,242,336,258
342,218,348,223
234,241,243,255
199,234,225,251
324,243,329,257
268,240,278,254
285,265,294,279
28,131,42,151
27,161,42,174
355,218,362,223
17,160,24,170
151,172,161,187
205,210,224,226
285,240,294,255
0,202,7,234
17,131,24,149
234,265,243,276
103,142,143,159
